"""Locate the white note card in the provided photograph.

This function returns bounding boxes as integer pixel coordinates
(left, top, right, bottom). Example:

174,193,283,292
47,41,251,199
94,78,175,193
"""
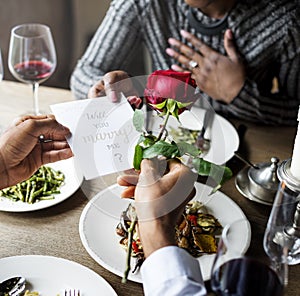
50,95,140,179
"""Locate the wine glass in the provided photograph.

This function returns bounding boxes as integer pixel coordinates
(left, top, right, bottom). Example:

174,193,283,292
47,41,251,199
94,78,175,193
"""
211,219,285,296
8,23,56,115
0,48,3,82
264,180,300,286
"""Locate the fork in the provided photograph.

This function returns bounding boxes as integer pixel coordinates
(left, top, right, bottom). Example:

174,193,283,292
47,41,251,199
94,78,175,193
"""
196,108,214,155
64,289,80,296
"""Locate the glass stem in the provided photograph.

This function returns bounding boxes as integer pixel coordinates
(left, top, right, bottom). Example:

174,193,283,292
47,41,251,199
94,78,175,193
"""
32,82,40,115
282,246,289,286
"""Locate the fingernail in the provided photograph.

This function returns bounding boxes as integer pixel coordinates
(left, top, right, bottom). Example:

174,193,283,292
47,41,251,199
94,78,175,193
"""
171,64,181,72
180,29,189,38
110,90,118,103
166,48,174,57
168,38,177,46
226,29,233,39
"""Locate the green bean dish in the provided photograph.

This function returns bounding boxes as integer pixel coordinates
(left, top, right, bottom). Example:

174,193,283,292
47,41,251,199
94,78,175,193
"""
0,166,65,204
169,126,200,145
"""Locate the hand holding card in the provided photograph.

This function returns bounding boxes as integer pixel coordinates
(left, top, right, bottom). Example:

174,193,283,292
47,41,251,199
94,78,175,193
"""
51,95,140,179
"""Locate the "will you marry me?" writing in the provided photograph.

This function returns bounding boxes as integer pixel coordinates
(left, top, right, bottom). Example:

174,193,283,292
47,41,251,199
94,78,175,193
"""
81,125,134,145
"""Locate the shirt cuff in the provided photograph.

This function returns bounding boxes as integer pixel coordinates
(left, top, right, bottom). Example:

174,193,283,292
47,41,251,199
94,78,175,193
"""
141,246,205,295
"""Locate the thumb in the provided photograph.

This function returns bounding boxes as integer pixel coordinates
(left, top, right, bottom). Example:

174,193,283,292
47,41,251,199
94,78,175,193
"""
224,29,239,63
103,81,119,103
102,74,119,103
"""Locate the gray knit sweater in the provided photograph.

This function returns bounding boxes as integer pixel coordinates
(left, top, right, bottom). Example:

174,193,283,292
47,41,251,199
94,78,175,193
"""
70,0,300,125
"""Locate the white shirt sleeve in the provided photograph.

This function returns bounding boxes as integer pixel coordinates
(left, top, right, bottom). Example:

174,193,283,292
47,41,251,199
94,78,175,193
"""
141,246,207,296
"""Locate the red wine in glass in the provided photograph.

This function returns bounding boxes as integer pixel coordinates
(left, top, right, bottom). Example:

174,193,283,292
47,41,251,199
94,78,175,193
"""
211,258,284,296
8,23,56,115
13,60,54,84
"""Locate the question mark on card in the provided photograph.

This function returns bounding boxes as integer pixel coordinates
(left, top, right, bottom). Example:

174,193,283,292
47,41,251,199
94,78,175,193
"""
114,153,123,162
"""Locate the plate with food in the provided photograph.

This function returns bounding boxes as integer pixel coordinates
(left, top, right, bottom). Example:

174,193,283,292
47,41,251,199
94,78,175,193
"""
0,255,117,295
150,106,239,165
79,182,251,282
0,157,83,212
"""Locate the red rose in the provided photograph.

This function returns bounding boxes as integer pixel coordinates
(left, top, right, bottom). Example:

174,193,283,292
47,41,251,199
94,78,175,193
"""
144,69,197,114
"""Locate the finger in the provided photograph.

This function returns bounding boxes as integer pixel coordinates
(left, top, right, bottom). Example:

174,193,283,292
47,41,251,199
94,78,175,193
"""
123,168,138,175
139,159,157,182
180,30,212,57
138,158,167,187
42,148,73,164
104,86,119,103
13,114,52,126
164,160,197,198
88,80,105,98
4,117,69,159
167,47,197,71
171,64,187,72
102,71,132,103
102,73,120,103
127,95,143,110
224,29,239,63
17,116,70,139
41,140,70,151
166,47,190,67
162,160,183,186
35,118,71,140
117,174,139,186
165,159,182,175
168,38,198,60
167,41,204,71
120,186,136,198
167,159,196,179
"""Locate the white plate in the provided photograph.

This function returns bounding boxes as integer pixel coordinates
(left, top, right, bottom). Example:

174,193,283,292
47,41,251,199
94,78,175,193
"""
167,106,239,165
125,107,239,170
79,183,251,282
0,157,83,212
0,255,117,295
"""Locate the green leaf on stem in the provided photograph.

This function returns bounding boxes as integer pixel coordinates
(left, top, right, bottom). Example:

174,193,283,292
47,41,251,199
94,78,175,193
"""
133,109,144,133
176,142,200,157
138,134,157,148
143,140,179,159
192,158,233,186
133,145,143,170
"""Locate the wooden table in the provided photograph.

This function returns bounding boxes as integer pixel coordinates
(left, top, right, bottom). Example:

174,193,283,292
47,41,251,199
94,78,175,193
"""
0,80,299,295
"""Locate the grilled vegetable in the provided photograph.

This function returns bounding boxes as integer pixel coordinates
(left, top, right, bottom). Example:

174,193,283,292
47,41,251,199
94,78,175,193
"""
116,200,223,277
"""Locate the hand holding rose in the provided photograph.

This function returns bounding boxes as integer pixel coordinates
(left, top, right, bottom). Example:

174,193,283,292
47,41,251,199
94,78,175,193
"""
118,159,196,258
